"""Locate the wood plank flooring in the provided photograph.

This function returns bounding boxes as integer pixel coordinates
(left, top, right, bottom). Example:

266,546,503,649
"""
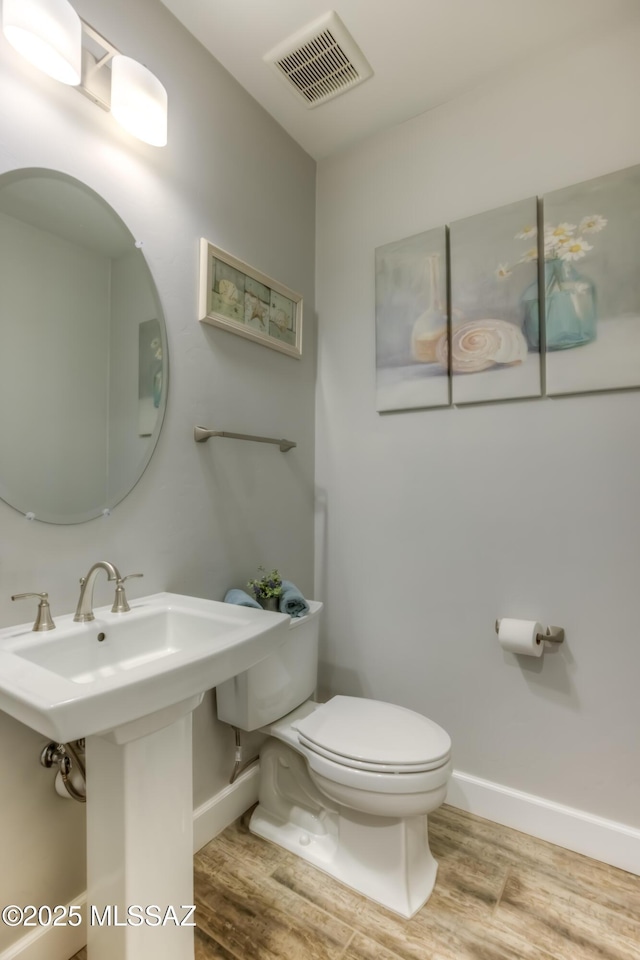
71,803,640,960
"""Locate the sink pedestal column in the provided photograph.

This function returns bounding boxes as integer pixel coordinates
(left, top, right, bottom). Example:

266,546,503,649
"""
85,696,202,960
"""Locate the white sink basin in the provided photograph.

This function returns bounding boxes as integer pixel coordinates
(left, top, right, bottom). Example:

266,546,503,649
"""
0,592,289,741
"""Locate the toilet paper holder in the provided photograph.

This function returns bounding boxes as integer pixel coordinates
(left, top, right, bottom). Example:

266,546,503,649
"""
494,620,565,645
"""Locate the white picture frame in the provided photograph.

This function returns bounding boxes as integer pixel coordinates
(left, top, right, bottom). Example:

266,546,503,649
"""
199,238,303,359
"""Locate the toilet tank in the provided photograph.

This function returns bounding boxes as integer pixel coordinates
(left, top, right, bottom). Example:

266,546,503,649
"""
216,600,323,731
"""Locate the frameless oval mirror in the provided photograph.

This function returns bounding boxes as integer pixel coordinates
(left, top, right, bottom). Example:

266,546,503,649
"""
0,168,168,523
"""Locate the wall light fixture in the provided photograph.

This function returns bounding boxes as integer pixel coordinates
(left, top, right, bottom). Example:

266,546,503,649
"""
110,54,168,148
2,0,81,85
1,0,168,146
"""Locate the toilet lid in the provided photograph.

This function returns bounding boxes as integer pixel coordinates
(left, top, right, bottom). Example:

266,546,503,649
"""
293,696,451,773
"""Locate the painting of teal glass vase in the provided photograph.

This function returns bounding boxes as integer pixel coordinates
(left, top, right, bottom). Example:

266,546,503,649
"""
523,259,596,351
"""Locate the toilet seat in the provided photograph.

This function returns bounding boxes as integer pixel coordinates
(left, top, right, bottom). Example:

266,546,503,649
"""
301,744,453,799
296,736,447,773
293,695,451,774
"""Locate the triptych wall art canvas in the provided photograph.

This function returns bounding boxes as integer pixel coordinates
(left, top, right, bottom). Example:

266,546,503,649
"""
375,227,449,411
449,197,541,405
542,165,640,396
374,163,640,410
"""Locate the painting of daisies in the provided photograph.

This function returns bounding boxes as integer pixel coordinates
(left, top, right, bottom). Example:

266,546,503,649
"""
375,226,449,411
541,164,640,395
449,197,541,404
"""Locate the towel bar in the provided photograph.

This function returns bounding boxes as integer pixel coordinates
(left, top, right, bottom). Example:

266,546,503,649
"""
194,426,296,453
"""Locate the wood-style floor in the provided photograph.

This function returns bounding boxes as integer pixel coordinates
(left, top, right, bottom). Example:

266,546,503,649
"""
72,803,640,960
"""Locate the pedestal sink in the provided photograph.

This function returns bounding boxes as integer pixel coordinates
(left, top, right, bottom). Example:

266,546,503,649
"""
0,593,290,959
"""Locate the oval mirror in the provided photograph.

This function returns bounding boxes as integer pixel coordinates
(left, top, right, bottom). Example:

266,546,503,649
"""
0,169,168,524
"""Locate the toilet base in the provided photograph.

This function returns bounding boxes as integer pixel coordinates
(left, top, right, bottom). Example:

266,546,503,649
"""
250,740,439,918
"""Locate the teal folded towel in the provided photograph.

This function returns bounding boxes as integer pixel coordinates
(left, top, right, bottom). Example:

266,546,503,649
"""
224,588,261,609
279,581,309,619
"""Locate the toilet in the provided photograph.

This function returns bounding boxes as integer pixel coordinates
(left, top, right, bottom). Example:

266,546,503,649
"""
216,600,452,918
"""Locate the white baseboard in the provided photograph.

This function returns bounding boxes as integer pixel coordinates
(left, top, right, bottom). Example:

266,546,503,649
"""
193,763,260,853
0,767,259,960
0,898,86,960
447,769,640,876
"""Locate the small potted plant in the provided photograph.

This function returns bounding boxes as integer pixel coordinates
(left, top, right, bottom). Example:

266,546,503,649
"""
247,566,283,611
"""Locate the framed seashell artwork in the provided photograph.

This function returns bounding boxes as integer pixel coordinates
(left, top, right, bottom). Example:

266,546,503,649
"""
199,239,302,359
542,163,640,396
449,197,542,404
375,226,450,411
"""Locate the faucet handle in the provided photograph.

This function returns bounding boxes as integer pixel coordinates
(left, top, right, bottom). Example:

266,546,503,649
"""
111,574,144,614
11,592,56,632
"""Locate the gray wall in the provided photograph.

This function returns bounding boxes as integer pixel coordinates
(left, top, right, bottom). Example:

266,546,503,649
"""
315,14,640,830
0,0,316,950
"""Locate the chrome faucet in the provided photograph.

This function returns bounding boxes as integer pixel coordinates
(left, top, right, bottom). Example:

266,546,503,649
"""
73,561,122,622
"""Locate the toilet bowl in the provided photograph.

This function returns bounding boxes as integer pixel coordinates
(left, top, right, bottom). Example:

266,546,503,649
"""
216,602,452,918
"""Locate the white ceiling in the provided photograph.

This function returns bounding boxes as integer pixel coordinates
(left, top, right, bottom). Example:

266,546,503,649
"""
161,0,640,160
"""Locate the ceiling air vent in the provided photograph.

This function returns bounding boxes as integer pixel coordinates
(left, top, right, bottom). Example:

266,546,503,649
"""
264,11,373,109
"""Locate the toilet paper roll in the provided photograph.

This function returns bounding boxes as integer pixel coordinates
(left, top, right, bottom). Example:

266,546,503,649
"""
497,618,544,657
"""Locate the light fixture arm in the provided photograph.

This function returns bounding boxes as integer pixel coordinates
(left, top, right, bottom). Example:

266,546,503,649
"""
77,21,120,112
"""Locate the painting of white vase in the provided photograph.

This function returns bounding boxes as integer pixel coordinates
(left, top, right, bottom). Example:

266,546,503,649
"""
449,197,542,404
375,226,449,412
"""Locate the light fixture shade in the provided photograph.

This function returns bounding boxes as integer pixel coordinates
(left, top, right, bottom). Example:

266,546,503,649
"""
111,55,168,147
2,0,81,86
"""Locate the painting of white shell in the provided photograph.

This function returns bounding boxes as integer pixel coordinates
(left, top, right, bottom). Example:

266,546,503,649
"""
210,257,245,322
375,226,449,411
542,163,640,396
449,197,541,404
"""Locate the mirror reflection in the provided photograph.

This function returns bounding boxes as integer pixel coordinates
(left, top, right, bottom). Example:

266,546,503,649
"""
0,168,168,524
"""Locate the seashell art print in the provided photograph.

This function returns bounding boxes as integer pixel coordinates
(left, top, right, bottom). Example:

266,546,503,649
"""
435,319,528,374
449,197,541,403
